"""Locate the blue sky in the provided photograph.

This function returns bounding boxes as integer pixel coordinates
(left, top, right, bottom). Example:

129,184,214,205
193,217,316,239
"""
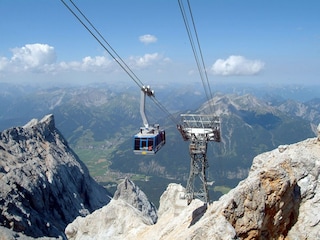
0,0,319,86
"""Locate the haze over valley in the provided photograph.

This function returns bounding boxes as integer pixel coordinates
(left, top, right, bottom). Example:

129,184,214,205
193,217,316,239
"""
1,81,319,204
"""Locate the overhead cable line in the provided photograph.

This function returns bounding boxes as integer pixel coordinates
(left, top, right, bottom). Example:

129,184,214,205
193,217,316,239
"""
178,0,214,114
150,95,178,124
60,0,179,126
60,0,144,89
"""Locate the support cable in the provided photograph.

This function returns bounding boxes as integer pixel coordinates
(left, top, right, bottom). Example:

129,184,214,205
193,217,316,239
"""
60,0,179,126
67,0,145,89
61,0,144,88
186,0,214,111
150,96,178,125
178,0,214,114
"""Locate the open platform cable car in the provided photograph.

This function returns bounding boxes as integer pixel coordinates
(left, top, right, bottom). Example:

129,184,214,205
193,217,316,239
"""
133,86,166,155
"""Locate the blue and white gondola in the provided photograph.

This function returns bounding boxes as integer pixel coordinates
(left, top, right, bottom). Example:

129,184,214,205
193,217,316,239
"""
133,125,166,155
133,86,166,155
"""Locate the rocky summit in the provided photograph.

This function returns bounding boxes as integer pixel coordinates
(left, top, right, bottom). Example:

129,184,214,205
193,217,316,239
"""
66,137,320,240
65,177,158,239
0,115,111,239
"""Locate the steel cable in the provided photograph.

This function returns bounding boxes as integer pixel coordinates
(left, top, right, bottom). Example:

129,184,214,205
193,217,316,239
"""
60,0,179,125
178,0,215,114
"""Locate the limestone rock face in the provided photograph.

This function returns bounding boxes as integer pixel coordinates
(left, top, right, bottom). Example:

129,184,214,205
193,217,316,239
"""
113,177,158,223
64,137,320,240
0,115,111,238
222,160,300,239
214,137,320,239
65,177,158,239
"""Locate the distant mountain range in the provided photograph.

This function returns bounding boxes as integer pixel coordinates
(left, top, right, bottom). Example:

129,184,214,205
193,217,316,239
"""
0,82,319,202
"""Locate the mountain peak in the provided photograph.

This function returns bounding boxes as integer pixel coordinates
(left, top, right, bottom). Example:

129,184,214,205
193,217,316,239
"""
199,93,276,116
0,115,111,238
66,177,158,239
23,114,55,129
113,177,158,224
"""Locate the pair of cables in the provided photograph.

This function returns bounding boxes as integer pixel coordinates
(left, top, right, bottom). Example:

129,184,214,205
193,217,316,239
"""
178,0,215,114
60,0,178,125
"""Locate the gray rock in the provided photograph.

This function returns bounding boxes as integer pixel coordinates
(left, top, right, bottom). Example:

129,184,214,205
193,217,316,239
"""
65,178,157,239
0,115,111,238
113,177,158,223
64,137,320,240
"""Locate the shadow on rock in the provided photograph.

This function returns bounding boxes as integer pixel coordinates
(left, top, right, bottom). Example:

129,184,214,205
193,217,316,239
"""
189,203,208,228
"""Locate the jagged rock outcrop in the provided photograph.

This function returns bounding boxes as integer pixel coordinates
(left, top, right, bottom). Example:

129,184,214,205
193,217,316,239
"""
113,177,158,223
0,115,111,238
65,137,320,239
65,177,157,239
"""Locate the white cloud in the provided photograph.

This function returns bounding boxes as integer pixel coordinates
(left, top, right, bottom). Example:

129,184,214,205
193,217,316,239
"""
0,44,115,74
139,34,157,44
211,55,265,76
129,53,160,69
0,57,9,71
0,43,56,73
11,43,56,71
60,56,113,72
0,43,165,80
82,56,113,70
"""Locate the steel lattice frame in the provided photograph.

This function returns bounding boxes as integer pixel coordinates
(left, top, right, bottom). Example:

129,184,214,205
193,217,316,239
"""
177,114,221,204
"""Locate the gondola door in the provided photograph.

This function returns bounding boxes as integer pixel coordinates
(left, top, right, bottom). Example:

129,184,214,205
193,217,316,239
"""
141,138,147,150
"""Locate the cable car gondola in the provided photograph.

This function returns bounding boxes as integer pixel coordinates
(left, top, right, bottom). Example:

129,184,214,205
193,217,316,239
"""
134,125,166,155
133,86,166,155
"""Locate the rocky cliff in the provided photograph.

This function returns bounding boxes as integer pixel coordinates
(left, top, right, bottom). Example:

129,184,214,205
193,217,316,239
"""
0,115,111,238
66,136,320,239
65,177,158,239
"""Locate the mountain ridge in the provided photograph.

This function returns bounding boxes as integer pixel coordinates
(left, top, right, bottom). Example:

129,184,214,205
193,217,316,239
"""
0,114,111,238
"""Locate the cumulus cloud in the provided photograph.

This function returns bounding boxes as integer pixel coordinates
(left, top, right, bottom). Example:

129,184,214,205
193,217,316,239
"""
0,43,56,73
139,34,157,44
0,43,115,74
0,43,165,79
129,53,160,69
211,55,264,76
12,44,56,71
59,56,113,72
